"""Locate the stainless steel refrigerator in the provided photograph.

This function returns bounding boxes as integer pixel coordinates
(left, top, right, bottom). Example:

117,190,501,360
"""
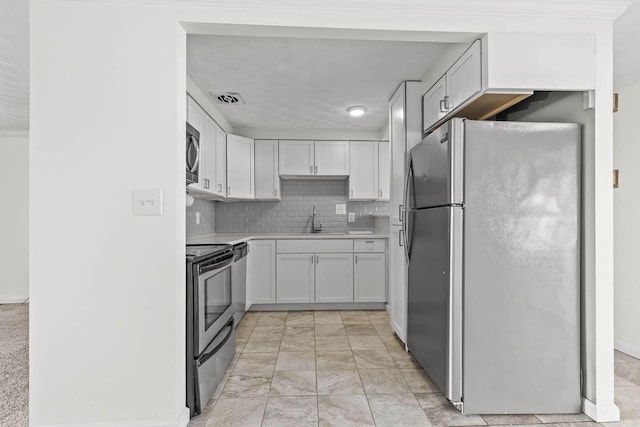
404,118,581,414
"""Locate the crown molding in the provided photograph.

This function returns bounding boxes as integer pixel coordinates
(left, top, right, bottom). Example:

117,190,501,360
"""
56,0,630,22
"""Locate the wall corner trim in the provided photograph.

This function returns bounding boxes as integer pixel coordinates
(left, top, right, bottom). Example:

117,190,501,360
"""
582,398,620,423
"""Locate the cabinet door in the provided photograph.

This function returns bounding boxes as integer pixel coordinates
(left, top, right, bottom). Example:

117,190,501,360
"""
201,115,219,192
276,254,315,303
354,253,386,303
388,226,407,343
315,253,354,303
255,140,280,200
247,240,276,304
446,39,482,112
315,141,349,176
349,141,378,200
213,123,227,197
422,75,447,135
187,96,206,191
279,140,314,176
378,140,390,201
226,134,254,199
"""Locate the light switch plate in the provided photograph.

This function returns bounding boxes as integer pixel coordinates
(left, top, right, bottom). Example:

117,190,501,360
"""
133,189,163,216
336,204,346,215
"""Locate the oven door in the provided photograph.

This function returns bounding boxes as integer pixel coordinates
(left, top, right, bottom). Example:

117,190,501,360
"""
196,254,234,355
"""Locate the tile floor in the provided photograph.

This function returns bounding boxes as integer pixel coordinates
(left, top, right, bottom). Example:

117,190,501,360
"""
187,310,640,427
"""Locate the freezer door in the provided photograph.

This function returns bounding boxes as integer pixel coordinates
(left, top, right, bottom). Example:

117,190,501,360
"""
406,206,462,401
407,118,463,208
462,120,581,413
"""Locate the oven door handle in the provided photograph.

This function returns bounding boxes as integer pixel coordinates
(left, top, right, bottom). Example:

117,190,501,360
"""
199,255,234,275
196,317,234,367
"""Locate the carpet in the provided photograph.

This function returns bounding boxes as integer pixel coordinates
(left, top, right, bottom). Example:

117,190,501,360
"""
0,303,28,427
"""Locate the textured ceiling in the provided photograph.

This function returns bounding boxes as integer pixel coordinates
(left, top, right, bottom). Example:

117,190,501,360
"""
187,35,449,131
2,1,640,131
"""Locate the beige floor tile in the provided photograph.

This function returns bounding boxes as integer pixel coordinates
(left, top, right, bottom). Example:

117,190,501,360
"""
315,323,346,337
616,362,640,386
353,350,396,369
239,312,261,327
416,392,486,426
316,351,357,370
285,312,315,326
204,397,267,427
401,368,440,393
388,347,422,369
367,311,391,324
380,333,406,351
269,370,317,396
250,325,284,338
616,350,640,364
233,352,277,372
235,326,254,340
275,351,316,371
262,396,318,427
368,393,433,427
616,374,638,388
534,413,591,423
283,325,314,336
256,312,287,326
280,336,315,351
348,334,386,350
482,414,541,425
315,335,351,350
344,323,378,335
317,369,364,395
314,311,344,324
359,368,411,394
615,386,640,420
373,323,395,334
318,394,375,426
340,311,371,324
220,371,273,398
243,337,281,353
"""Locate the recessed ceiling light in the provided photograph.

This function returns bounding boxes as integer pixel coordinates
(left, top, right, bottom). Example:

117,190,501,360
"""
347,106,367,117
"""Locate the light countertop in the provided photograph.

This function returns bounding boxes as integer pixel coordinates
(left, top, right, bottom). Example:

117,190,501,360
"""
187,232,389,245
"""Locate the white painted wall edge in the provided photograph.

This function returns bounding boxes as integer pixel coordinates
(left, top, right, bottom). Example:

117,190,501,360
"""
615,340,640,359
32,407,189,427
582,398,620,423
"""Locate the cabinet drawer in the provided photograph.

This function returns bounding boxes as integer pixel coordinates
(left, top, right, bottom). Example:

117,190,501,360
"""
353,239,386,253
277,239,353,253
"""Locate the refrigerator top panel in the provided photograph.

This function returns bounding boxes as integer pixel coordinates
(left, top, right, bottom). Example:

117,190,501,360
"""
408,118,464,209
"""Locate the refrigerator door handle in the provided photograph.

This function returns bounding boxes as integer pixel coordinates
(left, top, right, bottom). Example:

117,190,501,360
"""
399,229,404,247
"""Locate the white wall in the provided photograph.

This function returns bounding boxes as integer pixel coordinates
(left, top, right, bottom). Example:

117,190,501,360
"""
0,133,29,303
613,79,640,359
28,0,625,425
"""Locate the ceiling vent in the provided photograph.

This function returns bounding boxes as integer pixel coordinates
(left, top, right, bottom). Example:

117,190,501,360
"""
210,91,245,105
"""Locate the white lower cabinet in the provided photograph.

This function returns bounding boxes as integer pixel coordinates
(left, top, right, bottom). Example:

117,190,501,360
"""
276,253,315,303
247,240,276,304
354,253,386,302
315,253,353,303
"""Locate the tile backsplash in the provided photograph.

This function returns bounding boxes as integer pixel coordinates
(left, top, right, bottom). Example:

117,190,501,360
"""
214,179,389,234
186,197,216,238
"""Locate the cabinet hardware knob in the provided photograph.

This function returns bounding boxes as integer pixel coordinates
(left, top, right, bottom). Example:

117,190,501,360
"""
439,99,447,113
355,255,358,264
316,255,319,264
310,165,313,174
315,165,318,174
227,186,231,195
444,95,451,110
311,255,314,264
218,184,222,192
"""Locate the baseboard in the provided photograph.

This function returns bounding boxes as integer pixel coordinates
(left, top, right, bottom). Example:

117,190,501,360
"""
582,397,620,423
615,340,640,360
34,407,190,427
250,302,386,311
0,297,29,304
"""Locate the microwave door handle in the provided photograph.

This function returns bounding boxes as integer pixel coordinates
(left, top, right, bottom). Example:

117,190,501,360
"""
198,255,233,274
196,318,234,366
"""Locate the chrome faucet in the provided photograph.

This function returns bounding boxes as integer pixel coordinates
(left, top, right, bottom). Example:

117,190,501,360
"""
311,206,322,233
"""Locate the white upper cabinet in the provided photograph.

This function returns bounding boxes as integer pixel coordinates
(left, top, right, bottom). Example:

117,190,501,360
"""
212,123,227,197
314,141,349,176
422,75,448,133
254,140,280,200
378,140,390,201
349,141,379,200
279,140,349,177
226,134,254,199
279,140,314,176
423,40,481,134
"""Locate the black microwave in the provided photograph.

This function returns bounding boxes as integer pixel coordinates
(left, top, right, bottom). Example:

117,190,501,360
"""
186,122,200,185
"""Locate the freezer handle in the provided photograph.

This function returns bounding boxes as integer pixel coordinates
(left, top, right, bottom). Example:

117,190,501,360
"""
399,229,404,246
399,205,404,223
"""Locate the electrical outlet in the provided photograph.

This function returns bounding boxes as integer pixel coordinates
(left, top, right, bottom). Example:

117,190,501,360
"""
348,212,355,222
336,204,346,215
133,189,162,216
196,211,200,225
